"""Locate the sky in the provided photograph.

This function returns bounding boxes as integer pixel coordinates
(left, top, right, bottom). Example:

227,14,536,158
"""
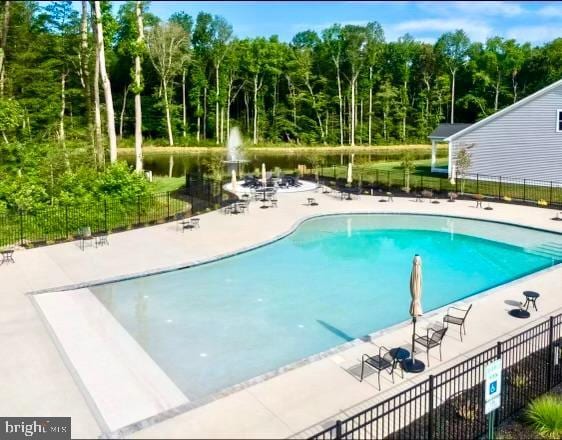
79,1,562,45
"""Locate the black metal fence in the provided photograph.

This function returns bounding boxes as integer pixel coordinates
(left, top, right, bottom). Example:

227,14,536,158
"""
310,313,562,440
304,167,562,209
185,172,231,215
0,191,189,248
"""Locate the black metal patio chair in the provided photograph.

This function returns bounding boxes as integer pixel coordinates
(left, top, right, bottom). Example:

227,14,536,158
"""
442,304,472,341
360,346,401,390
414,326,448,366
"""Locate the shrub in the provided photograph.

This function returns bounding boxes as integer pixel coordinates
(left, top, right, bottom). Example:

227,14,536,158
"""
526,394,562,439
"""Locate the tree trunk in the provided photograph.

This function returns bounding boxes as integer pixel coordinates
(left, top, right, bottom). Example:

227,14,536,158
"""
334,58,344,146
203,86,207,140
215,62,220,144
368,66,373,146
93,48,103,166
350,75,356,147
163,81,174,146
243,90,249,132
182,69,186,138
196,93,201,142
119,85,128,139
59,72,66,150
253,74,258,145
220,106,224,144
80,1,93,154
512,71,518,103
494,70,500,111
134,0,143,172
0,0,10,98
450,69,456,124
94,1,117,163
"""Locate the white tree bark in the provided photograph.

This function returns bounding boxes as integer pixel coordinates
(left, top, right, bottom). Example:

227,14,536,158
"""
59,72,66,149
163,80,174,146
368,66,373,146
94,1,117,163
182,69,186,138
0,0,10,98
450,69,456,124
215,63,220,144
119,85,128,139
134,0,144,171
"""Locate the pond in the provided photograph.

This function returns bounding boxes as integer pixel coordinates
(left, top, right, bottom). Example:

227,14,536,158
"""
119,148,442,178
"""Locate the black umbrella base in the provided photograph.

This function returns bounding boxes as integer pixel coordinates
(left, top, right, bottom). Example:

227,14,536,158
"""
402,358,425,373
509,308,530,319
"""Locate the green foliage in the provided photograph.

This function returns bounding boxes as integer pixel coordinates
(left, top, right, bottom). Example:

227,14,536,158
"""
0,99,24,138
526,394,562,439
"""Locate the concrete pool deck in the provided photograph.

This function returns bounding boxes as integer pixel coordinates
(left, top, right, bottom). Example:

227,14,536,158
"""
2,190,561,438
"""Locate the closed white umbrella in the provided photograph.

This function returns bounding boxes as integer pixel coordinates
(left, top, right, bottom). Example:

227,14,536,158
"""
231,169,237,194
261,163,267,187
403,254,426,373
347,162,353,184
450,164,456,185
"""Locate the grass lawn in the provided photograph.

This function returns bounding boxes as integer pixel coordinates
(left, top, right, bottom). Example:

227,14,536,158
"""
149,176,185,193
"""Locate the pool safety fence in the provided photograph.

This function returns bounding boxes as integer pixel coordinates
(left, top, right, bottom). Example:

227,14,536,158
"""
304,167,562,209
309,313,562,440
0,190,190,248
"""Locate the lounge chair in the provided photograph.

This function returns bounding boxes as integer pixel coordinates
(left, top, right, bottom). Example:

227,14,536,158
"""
360,346,401,390
443,305,472,341
414,326,448,366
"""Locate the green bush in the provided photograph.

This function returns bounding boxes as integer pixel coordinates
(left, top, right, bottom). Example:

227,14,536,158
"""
526,394,562,439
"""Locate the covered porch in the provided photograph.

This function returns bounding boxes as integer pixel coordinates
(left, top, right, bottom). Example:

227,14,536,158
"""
428,123,472,176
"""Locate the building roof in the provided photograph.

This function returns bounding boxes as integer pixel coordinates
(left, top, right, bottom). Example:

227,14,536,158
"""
444,77,562,141
428,123,472,140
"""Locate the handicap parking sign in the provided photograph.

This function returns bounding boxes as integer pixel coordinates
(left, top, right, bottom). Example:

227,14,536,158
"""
484,359,503,414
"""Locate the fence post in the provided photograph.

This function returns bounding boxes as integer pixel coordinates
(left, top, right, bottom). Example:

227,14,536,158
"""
498,176,502,199
549,182,553,206
137,195,141,225
19,210,24,246
104,199,108,232
333,165,336,179
167,192,170,219
428,375,434,440
476,174,479,194
548,316,554,390
496,341,502,427
523,179,526,202
387,170,390,188
65,206,69,239
335,420,342,439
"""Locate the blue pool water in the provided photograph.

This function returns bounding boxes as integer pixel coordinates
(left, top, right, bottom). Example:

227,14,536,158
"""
91,214,562,401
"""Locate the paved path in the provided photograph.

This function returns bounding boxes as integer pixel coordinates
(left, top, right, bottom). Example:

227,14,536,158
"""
1,190,561,438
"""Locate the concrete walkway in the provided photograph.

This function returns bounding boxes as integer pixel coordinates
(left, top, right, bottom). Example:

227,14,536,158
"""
2,190,561,439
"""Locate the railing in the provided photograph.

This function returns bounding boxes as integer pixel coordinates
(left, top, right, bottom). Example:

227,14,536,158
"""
185,172,231,215
304,167,562,209
309,314,562,439
0,191,189,248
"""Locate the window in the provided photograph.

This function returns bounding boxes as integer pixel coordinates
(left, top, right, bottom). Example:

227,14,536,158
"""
558,110,562,132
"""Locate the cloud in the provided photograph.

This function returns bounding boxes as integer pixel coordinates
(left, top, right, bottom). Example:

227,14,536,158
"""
417,1,525,18
505,25,562,43
536,5,562,18
390,18,493,42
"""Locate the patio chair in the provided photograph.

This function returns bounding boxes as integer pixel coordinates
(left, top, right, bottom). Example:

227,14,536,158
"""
443,304,472,341
360,346,400,390
414,326,448,366
78,226,93,251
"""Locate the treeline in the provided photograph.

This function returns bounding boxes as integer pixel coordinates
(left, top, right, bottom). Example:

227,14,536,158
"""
2,0,562,164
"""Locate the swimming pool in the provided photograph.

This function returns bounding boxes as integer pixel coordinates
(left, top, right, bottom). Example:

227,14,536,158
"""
91,214,562,401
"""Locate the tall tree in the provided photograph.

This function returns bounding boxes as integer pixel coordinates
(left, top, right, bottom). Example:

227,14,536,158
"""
435,30,470,123
341,25,369,146
321,25,344,146
146,22,189,146
133,1,144,171
0,1,11,97
93,0,117,163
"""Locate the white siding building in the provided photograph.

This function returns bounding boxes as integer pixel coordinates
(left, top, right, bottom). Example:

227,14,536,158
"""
429,79,562,183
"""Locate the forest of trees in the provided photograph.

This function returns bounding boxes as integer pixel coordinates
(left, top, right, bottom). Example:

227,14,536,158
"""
1,0,562,210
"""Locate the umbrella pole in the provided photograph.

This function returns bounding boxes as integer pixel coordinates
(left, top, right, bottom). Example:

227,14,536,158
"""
411,316,416,362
